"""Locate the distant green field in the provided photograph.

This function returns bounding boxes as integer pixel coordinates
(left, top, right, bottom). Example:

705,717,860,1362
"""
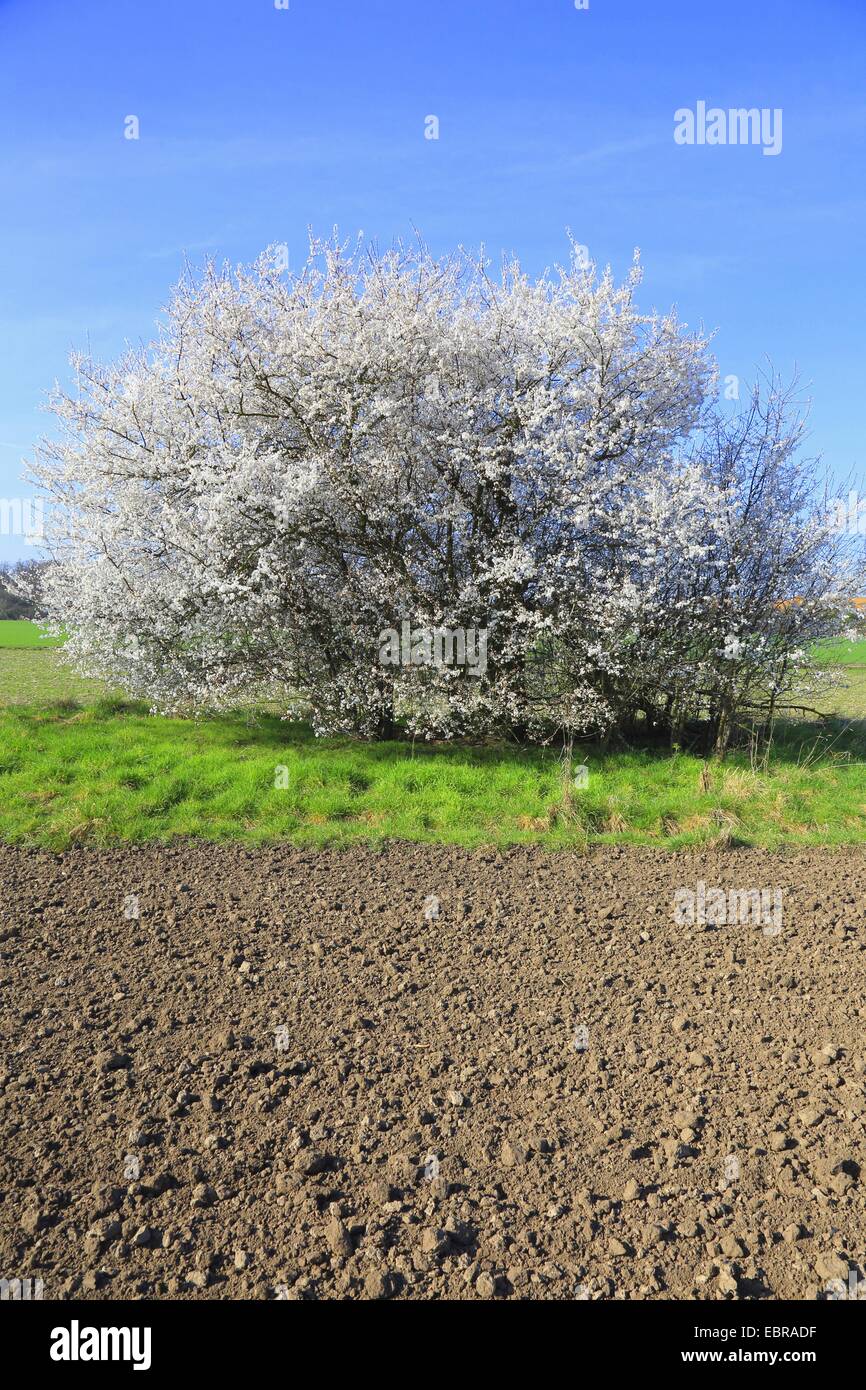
799,668,866,719
0,648,108,706
813,637,866,667
0,619,61,649
0,622,99,704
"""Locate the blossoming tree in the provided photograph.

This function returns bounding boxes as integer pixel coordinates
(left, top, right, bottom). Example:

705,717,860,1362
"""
29,236,862,748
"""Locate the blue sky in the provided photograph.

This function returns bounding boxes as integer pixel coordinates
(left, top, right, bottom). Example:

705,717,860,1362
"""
1,0,864,559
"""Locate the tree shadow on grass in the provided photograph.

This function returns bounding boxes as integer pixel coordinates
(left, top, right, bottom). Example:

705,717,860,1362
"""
100,706,866,773
15,700,866,778
765,717,866,767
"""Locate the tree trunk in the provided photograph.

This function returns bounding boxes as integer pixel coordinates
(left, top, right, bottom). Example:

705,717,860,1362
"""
374,707,397,741
713,698,733,759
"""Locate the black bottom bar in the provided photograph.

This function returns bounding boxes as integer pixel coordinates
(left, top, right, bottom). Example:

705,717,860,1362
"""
3,1294,861,1376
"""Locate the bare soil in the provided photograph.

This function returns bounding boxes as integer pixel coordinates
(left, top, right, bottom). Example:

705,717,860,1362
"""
1,842,865,1301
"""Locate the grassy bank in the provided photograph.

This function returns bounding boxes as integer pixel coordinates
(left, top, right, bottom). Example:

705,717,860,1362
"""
0,697,864,850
